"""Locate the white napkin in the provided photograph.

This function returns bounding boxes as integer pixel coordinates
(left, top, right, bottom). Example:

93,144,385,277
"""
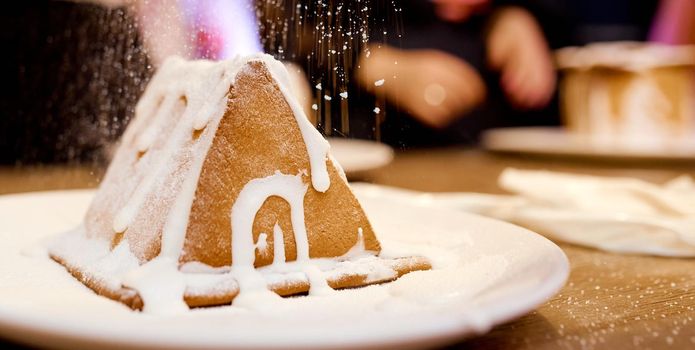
490,169,695,257
499,168,695,217
355,169,695,257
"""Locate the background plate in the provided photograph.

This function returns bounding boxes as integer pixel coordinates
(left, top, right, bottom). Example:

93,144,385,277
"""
483,127,695,161
328,138,394,174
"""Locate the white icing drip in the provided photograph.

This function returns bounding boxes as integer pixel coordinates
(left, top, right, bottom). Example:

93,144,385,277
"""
120,60,186,149
231,172,310,269
135,94,178,153
341,227,373,259
192,68,232,130
226,275,282,311
122,256,188,314
271,223,286,268
112,191,142,233
230,172,340,302
302,265,334,296
196,172,305,308
260,57,331,193
255,233,268,256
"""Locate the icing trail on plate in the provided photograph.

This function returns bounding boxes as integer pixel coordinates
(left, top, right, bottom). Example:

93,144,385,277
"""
230,172,335,299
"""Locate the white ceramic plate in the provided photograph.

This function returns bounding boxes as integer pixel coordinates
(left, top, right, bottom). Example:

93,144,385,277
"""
0,187,568,350
328,138,394,174
482,127,695,161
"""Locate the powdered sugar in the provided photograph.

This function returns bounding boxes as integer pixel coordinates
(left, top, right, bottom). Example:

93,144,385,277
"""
67,55,340,313
258,56,331,193
48,227,423,314
48,228,140,292
112,54,331,237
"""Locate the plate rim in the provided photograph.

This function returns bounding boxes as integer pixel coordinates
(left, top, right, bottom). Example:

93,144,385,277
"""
482,126,695,161
327,138,395,173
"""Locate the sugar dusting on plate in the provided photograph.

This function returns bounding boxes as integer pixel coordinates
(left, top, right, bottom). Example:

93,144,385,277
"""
0,188,568,349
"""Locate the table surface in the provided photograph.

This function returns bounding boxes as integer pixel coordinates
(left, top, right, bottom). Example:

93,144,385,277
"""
1,149,695,350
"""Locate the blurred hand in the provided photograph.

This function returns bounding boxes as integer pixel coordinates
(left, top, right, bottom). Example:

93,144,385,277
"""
487,7,556,109
431,0,490,22
358,46,486,128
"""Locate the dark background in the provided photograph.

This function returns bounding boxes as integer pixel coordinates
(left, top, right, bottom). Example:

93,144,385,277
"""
0,0,659,163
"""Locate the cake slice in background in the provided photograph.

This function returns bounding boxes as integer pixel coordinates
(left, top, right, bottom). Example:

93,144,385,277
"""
556,42,695,148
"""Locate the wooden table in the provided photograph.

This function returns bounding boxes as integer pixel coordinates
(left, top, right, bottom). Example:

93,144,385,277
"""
1,149,694,349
